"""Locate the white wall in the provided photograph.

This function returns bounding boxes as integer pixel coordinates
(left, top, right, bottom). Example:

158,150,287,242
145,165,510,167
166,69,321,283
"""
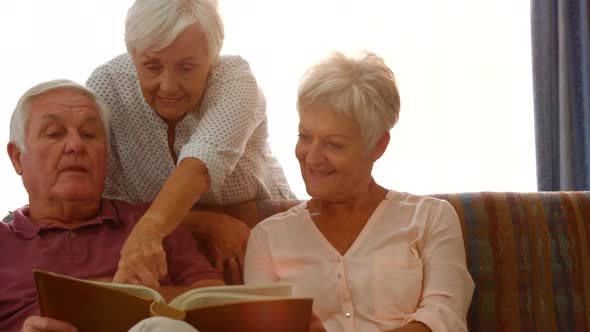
0,0,535,212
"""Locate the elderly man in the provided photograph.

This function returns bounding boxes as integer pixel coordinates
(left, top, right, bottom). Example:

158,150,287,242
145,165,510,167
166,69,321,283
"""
0,80,223,332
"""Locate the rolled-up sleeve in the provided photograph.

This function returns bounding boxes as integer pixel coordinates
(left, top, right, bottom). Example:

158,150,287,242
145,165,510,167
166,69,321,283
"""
403,201,475,332
178,57,266,195
244,225,279,284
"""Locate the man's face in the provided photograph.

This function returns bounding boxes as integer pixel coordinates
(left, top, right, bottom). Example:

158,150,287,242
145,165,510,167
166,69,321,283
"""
8,88,108,204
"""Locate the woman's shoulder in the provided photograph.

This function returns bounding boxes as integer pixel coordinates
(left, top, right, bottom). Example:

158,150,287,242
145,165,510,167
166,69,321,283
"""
216,54,251,68
382,190,460,235
209,55,255,81
384,190,454,212
251,201,308,233
87,53,143,110
88,53,135,80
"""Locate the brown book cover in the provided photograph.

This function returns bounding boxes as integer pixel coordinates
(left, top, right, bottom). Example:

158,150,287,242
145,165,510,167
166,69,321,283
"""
34,270,313,332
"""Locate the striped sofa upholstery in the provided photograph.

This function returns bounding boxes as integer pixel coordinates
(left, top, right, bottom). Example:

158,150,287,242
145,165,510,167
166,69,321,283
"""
193,191,590,332
434,192,590,332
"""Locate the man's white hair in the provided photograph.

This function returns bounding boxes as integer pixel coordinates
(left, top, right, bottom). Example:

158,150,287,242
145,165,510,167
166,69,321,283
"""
125,0,224,64
297,51,401,149
9,79,111,153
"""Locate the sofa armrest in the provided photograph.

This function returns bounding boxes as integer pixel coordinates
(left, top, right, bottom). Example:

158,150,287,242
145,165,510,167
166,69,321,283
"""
188,199,304,284
192,199,304,228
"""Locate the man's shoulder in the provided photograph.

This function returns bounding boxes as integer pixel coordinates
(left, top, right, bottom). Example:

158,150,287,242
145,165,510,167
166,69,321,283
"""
0,205,30,233
0,209,18,231
101,198,150,225
1,210,18,223
0,214,14,234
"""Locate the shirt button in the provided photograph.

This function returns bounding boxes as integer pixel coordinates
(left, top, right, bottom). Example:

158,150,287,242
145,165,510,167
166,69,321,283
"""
337,257,341,263
69,232,76,239
343,297,349,302
337,273,342,279
345,312,351,318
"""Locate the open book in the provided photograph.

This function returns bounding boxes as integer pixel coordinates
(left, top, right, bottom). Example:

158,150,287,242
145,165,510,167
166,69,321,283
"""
34,270,313,332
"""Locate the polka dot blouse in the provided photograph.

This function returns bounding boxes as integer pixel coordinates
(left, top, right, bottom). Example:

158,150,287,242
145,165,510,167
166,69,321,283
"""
86,53,295,205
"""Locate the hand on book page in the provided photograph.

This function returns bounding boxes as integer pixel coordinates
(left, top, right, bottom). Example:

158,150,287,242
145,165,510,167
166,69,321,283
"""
34,270,314,332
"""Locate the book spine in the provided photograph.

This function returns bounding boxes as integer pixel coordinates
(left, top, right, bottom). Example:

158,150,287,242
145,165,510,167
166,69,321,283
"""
150,301,187,321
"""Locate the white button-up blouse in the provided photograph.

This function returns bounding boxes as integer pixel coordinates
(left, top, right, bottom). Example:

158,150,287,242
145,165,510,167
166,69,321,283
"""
244,190,474,332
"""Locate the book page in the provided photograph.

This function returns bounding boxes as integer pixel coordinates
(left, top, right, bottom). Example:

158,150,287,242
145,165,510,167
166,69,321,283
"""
35,270,165,303
170,292,296,311
169,283,292,309
99,282,165,303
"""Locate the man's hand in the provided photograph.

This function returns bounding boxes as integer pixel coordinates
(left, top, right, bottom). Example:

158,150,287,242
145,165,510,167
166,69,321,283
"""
113,217,167,288
21,316,77,332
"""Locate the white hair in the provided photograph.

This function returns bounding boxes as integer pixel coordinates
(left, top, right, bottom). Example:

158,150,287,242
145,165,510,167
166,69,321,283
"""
9,79,111,153
297,51,401,149
125,0,224,64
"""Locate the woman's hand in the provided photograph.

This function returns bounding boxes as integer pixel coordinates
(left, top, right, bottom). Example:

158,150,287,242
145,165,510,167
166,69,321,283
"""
207,214,251,272
113,217,167,288
112,158,211,287
187,211,251,272
21,316,77,332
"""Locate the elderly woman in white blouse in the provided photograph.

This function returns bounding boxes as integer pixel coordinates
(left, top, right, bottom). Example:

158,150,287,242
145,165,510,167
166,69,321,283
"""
244,52,474,332
86,0,294,287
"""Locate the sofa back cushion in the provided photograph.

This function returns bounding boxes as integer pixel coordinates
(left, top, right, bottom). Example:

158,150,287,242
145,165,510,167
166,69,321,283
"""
196,192,590,332
434,192,590,332
194,200,304,229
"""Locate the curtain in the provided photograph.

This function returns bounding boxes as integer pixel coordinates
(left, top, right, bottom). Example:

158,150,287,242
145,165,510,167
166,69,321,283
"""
531,0,590,191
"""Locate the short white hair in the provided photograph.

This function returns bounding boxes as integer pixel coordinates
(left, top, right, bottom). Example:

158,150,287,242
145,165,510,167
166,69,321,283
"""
297,51,401,149
9,79,111,153
125,0,224,64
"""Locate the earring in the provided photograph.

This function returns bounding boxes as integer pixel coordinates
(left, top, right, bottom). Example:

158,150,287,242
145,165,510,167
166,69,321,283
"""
16,168,22,175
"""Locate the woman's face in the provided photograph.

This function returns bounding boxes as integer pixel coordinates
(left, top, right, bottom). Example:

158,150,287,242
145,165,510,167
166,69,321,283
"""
296,103,381,201
131,24,211,126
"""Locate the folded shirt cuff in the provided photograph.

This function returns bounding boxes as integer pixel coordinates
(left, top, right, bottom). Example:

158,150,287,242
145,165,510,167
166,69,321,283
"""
403,309,448,332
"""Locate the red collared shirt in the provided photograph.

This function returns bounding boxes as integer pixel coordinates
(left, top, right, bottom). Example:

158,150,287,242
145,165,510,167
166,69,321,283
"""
0,199,220,331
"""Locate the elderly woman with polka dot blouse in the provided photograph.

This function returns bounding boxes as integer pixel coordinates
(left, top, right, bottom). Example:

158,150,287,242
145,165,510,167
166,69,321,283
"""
244,52,474,332
86,0,294,287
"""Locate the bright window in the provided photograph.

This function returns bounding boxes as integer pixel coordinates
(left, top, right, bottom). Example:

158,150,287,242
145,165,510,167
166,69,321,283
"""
0,0,535,211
